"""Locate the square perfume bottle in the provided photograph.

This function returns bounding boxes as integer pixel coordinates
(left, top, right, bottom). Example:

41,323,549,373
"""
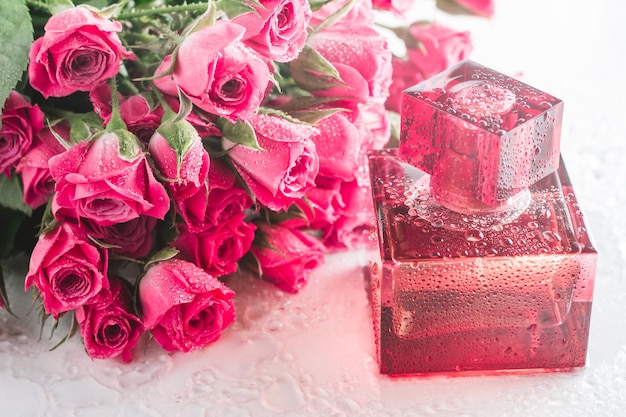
368,60,597,375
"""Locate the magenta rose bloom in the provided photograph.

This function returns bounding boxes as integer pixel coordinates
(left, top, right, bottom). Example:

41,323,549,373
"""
16,124,67,209
309,112,362,182
75,277,143,362
0,91,45,175
406,22,473,79
49,131,170,226
83,216,157,259
25,222,109,318
282,175,345,233
90,86,164,144
308,24,392,102
325,180,373,250
225,114,319,211
205,158,253,227
28,6,134,98
233,0,312,62
139,258,236,352
173,213,256,277
251,222,326,293
386,56,424,112
154,21,270,122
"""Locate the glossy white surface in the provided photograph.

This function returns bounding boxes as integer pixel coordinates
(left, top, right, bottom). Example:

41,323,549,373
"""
2,0,625,415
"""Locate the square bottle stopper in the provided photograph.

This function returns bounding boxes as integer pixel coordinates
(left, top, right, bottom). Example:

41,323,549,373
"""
399,60,563,212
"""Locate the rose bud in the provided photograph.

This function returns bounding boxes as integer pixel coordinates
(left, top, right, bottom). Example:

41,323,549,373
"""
250,222,326,293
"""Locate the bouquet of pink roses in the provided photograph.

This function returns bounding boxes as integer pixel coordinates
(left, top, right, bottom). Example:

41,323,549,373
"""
0,0,487,361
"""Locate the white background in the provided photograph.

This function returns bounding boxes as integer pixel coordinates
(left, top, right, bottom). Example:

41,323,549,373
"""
1,0,625,415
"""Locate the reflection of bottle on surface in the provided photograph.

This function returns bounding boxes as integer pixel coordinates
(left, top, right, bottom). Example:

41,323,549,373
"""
368,60,597,375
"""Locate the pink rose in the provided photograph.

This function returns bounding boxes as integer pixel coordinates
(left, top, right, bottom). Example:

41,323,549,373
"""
16,124,67,209
386,57,424,112
148,124,210,230
310,62,369,112
250,222,325,293
308,24,392,103
49,131,170,226
90,86,164,144
154,21,270,122
25,222,109,318
324,180,373,250
75,277,143,362
0,91,45,175
281,175,345,234
83,216,157,259
309,113,362,182
233,0,312,62
139,258,236,352
205,158,253,227
173,213,256,277
405,23,473,79
225,114,319,211
28,6,134,98
372,0,414,13
148,127,209,195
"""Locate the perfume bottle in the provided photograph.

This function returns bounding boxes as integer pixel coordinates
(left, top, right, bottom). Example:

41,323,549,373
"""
368,60,597,375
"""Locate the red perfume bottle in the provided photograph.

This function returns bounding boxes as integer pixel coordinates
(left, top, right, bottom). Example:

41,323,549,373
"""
368,61,597,375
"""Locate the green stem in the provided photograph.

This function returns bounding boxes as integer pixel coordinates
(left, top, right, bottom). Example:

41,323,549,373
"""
106,78,128,132
118,3,209,20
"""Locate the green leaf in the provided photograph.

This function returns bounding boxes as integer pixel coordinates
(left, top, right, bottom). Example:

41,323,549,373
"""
45,0,75,15
220,118,263,151
0,175,32,216
145,247,179,270
67,112,103,144
0,0,34,129
83,1,126,19
183,0,217,35
215,0,261,19
170,88,194,125
258,107,313,125
308,0,335,11
112,129,142,161
287,108,346,124
289,45,344,92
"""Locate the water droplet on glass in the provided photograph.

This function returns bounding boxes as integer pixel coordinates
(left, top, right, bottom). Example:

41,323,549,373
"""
464,229,484,242
430,235,444,244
